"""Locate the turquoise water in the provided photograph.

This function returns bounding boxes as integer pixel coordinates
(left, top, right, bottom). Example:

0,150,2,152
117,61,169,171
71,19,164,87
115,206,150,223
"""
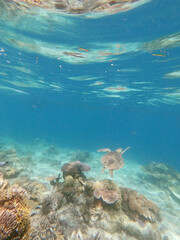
0,0,180,239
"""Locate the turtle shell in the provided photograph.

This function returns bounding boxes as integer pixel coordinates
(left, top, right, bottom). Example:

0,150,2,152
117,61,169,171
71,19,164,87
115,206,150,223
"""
101,151,124,170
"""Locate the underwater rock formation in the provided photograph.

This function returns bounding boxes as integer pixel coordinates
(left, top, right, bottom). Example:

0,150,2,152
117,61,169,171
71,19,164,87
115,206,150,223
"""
93,179,122,210
0,173,30,240
29,169,163,240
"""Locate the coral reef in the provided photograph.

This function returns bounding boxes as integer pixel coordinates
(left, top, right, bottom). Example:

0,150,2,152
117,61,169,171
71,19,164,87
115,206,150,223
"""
94,188,119,204
28,165,163,240
29,215,64,240
121,187,160,222
46,174,62,186
13,177,48,210
93,179,122,210
0,173,30,240
0,143,176,239
0,149,166,240
61,160,90,179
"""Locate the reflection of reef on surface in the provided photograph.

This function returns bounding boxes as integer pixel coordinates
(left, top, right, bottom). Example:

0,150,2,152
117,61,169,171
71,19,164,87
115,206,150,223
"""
142,33,180,51
10,0,150,15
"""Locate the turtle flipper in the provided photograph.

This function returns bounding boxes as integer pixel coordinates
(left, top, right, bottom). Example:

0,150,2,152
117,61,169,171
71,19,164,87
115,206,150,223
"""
109,169,114,178
121,146,130,155
97,148,111,152
101,167,106,174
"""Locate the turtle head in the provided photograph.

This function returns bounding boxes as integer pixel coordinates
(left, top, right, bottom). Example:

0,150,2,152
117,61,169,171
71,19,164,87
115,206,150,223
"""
116,148,122,153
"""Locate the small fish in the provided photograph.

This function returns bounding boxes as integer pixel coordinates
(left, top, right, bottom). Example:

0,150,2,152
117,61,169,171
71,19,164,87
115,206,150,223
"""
152,53,166,57
78,47,89,52
30,212,37,217
0,162,6,167
35,206,41,209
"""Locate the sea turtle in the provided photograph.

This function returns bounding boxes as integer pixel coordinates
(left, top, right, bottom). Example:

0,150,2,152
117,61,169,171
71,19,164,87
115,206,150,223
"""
97,147,130,178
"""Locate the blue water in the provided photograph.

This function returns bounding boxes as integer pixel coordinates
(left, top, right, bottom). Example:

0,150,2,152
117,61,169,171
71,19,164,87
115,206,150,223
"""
0,1,180,239
0,0,180,171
